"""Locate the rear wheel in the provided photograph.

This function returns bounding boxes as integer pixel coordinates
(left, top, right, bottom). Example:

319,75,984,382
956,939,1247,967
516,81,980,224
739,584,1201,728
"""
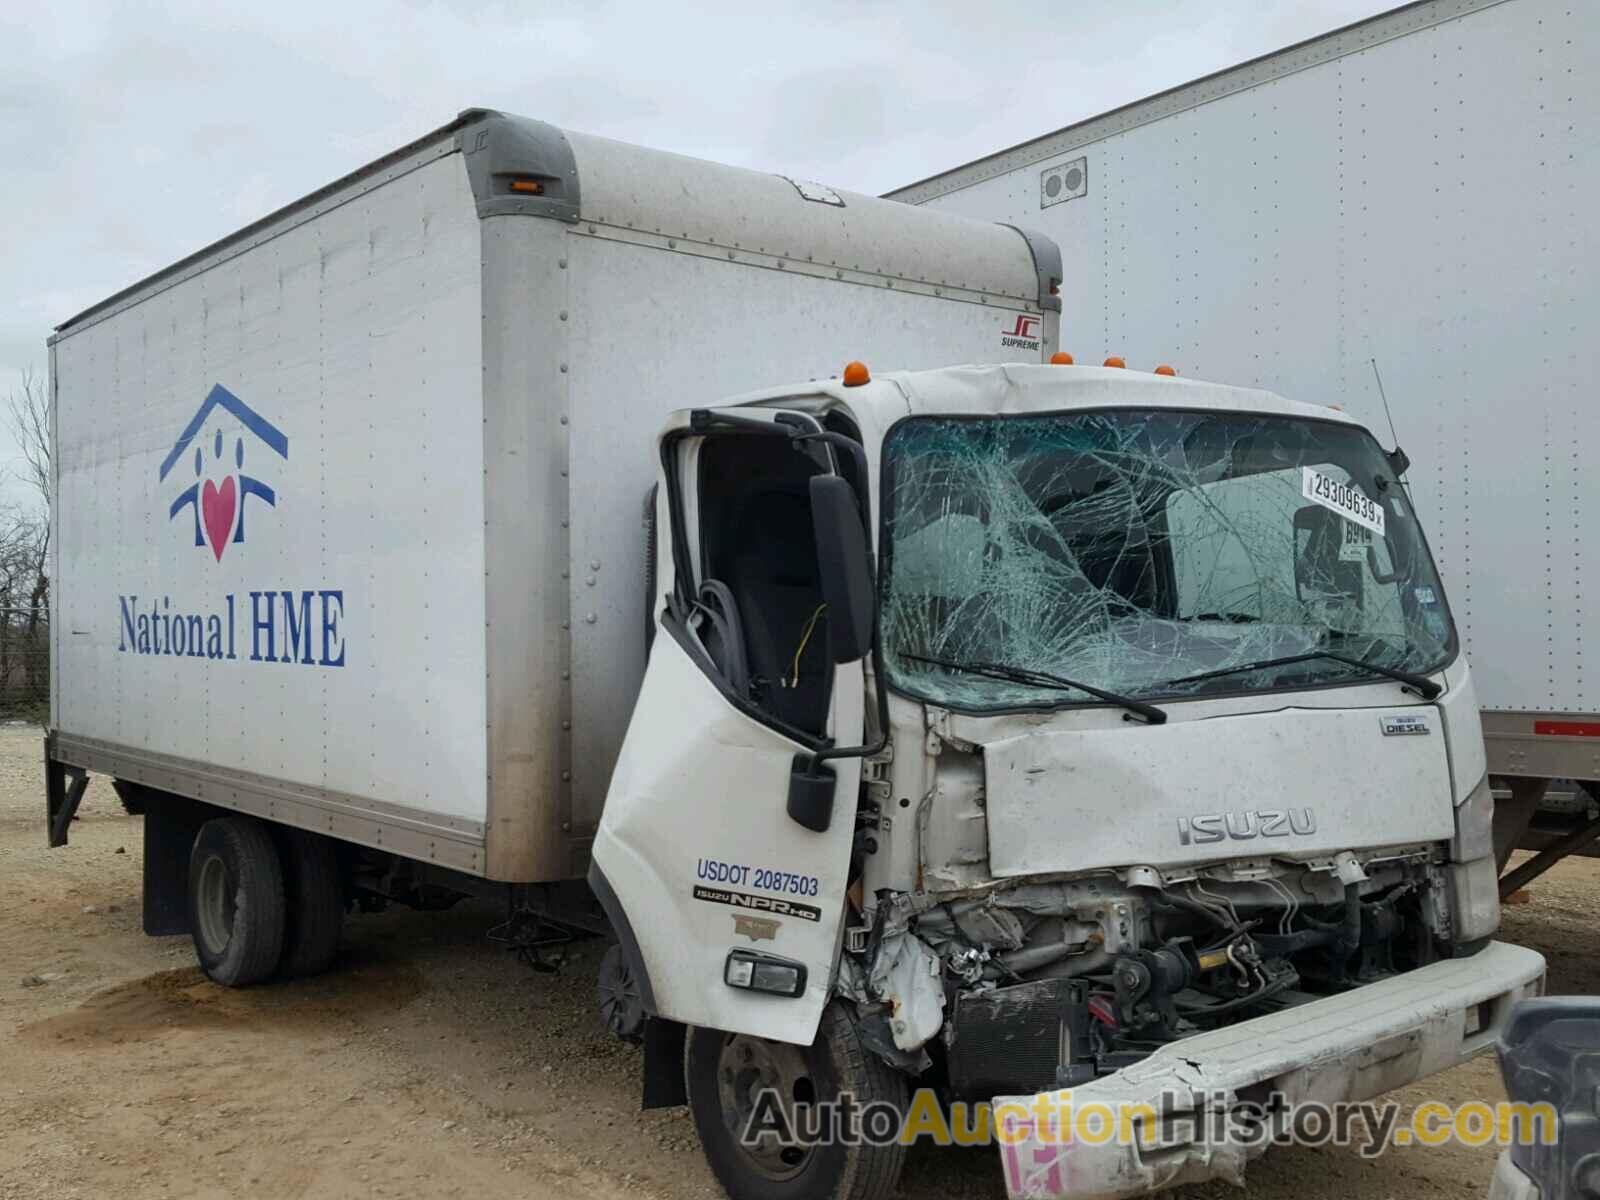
187,817,286,987
275,828,345,979
685,1003,908,1200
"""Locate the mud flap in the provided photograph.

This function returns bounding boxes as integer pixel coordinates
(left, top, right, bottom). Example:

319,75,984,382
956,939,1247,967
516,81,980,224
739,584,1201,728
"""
641,1018,688,1109
142,797,211,936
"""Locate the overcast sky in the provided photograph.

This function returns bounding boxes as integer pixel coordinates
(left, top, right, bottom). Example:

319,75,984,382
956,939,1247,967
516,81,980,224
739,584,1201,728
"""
0,0,1394,500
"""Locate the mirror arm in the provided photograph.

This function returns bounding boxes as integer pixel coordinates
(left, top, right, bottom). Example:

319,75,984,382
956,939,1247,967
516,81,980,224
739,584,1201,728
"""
688,408,791,437
787,639,890,834
781,426,871,521
686,411,869,523
805,637,890,770
799,462,884,769
657,430,698,623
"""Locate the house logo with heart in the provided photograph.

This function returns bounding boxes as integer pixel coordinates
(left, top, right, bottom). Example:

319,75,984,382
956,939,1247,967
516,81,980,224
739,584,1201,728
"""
160,384,288,562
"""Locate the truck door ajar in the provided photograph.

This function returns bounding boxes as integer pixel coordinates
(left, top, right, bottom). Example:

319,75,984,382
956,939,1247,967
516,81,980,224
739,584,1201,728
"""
590,407,878,1046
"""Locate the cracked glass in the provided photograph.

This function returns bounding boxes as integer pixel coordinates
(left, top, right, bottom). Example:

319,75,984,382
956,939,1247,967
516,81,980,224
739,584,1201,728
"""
880,409,1455,711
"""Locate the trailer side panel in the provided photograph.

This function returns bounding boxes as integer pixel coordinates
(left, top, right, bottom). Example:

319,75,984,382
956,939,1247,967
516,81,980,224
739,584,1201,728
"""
901,0,1600,771
51,150,490,869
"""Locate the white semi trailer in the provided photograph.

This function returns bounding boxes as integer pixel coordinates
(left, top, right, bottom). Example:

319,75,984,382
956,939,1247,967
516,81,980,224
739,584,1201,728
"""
47,108,1543,1200
888,0,1600,899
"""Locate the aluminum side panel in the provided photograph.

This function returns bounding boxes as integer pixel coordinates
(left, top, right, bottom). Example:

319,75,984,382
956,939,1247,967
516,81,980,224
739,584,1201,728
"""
920,0,1598,719
887,0,1515,205
51,732,485,874
51,152,490,827
479,214,572,880
562,233,1048,831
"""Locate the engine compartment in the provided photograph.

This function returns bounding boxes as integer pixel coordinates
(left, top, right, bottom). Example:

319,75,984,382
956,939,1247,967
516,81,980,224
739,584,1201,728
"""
842,849,1458,1096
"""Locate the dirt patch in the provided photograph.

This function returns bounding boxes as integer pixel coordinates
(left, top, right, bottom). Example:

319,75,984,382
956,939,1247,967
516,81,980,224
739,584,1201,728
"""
21,957,425,1046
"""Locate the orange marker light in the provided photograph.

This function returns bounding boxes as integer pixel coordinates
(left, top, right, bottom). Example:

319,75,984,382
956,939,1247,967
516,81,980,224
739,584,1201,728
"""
842,361,871,387
1050,352,1074,365
1103,356,1126,369
1154,365,1177,377
508,178,545,194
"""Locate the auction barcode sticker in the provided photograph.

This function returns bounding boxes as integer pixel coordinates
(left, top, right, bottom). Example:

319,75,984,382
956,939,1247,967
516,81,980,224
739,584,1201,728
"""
1302,467,1386,536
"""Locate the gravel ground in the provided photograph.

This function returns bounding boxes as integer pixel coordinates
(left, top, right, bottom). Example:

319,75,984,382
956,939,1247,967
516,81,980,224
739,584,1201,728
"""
2,722,1594,1200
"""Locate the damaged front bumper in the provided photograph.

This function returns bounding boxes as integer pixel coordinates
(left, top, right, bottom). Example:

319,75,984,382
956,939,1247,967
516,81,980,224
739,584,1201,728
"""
994,941,1546,1199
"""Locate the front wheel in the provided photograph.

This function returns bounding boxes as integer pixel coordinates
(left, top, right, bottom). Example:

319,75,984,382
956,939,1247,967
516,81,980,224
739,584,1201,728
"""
685,1004,908,1200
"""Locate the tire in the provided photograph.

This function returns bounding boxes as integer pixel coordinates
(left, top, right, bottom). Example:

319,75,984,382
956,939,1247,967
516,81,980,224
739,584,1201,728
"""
686,1003,909,1200
597,942,646,1043
187,817,286,987
275,828,345,979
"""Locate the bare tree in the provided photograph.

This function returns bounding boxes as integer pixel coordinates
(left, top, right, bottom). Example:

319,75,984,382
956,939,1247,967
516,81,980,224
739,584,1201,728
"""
9,366,49,514
2,367,50,711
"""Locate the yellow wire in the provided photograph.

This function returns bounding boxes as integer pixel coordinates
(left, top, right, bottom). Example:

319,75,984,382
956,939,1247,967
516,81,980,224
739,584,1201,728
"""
788,603,828,688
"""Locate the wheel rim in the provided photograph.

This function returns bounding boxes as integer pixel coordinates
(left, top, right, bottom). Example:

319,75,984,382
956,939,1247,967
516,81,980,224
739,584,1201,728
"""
194,853,236,956
715,1033,819,1181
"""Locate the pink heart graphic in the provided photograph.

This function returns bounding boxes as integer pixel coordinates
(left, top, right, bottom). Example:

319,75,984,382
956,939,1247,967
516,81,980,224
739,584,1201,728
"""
201,477,236,562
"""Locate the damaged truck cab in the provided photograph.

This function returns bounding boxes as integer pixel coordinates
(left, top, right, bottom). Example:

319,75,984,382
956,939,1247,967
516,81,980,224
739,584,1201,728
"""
592,361,1547,1200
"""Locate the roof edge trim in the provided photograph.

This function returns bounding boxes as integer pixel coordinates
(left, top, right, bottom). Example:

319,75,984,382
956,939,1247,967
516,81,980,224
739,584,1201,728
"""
999,224,1063,313
885,0,1513,205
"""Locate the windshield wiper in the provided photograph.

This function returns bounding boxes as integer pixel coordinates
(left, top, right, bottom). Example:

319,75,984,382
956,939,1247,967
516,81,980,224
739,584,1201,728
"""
901,652,1168,724
1155,650,1442,700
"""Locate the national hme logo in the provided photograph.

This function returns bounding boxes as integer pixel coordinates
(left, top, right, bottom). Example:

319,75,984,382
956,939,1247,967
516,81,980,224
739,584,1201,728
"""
118,593,345,666
162,383,287,561
117,385,348,668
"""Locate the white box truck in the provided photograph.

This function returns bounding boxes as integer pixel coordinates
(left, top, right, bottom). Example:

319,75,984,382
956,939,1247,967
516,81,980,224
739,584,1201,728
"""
46,108,1543,1200
887,0,1600,899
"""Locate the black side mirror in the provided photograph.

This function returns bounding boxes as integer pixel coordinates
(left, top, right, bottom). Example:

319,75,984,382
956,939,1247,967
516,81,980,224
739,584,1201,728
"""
809,475,875,664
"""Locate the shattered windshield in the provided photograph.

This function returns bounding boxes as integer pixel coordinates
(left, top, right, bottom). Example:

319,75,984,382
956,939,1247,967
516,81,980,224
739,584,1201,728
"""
880,409,1455,711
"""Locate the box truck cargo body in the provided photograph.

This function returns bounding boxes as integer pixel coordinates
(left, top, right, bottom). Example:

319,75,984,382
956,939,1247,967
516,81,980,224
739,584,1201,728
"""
890,0,1600,883
46,108,1059,883
45,108,1547,1200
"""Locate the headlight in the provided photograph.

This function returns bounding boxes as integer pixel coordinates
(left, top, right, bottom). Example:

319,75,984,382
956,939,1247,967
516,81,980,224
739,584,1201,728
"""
1452,774,1494,863
724,949,807,997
